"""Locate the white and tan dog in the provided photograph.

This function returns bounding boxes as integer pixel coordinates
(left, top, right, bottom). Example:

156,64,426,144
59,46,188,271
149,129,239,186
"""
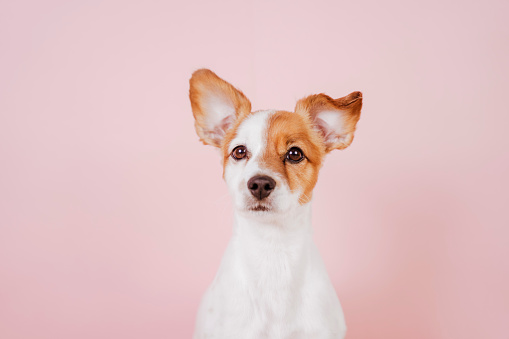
189,69,362,339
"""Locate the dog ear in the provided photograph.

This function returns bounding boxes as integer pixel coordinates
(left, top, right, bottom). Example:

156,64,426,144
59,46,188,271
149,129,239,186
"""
189,69,252,147
296,91,362,152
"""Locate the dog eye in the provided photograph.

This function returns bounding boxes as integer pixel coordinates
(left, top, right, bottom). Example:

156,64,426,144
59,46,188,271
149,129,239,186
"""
286,147,305,163
231,145,247,160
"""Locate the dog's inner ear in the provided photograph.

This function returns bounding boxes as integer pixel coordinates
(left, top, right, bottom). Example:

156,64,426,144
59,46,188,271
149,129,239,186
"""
295,91,362,152
189,69,252,147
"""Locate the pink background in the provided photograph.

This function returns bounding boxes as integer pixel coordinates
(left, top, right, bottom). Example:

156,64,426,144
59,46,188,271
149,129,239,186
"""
1,0,508,338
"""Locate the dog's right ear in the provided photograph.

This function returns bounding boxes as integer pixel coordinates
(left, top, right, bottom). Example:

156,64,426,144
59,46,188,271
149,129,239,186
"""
189,69,252,147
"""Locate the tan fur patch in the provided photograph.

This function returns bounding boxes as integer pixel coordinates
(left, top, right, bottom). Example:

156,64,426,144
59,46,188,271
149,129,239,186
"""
261,111,326,204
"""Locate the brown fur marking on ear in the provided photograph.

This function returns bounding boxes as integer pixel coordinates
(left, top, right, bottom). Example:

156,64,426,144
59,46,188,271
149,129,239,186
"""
189,69,252,147
295,91,362,152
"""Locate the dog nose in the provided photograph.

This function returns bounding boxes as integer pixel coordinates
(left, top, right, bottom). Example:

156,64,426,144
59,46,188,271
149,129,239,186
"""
247,175,276,200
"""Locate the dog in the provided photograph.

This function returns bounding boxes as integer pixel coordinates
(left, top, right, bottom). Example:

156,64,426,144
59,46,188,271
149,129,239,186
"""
189,69,362,339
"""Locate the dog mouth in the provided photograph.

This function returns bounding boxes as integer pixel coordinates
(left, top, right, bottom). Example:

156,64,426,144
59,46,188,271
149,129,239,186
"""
247,203,272,212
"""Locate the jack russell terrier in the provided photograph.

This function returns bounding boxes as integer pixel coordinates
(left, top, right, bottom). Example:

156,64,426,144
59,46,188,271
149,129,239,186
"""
189,69,362,339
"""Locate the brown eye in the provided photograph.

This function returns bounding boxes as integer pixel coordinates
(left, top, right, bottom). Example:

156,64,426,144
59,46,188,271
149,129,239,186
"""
286,147,305,163
231,145,247,160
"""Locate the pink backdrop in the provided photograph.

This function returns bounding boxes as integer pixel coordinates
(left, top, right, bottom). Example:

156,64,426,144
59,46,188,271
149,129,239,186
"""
1,0,508,338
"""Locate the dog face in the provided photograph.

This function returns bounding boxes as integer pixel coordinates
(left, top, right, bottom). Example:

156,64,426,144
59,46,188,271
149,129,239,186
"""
189,69,362,215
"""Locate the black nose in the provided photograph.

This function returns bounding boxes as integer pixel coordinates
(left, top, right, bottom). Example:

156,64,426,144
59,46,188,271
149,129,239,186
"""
247,175,276,200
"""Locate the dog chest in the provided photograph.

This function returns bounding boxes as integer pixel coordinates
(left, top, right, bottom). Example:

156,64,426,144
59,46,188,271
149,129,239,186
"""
193,240,346,339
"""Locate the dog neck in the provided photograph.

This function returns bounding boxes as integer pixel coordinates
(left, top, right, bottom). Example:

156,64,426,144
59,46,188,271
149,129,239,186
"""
230,203,314,287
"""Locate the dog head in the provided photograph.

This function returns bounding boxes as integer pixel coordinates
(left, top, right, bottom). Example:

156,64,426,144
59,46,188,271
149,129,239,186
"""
189,69,362,216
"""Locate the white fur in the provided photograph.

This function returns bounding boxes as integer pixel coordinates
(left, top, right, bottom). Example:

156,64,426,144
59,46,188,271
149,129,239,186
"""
198,93,238,145
203,94,236,131
314,110,352,147
194,111,347,339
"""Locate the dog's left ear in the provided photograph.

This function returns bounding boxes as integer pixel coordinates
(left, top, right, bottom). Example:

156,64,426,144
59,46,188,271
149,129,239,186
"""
296,91,362,152
189,69,252,147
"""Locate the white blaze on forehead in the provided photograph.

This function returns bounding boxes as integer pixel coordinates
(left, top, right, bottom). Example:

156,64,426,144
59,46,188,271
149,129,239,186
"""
228,110,274,157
